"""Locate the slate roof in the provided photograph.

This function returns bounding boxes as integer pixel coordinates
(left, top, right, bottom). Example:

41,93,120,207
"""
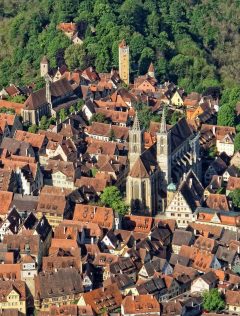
35,267,83,299
169,117,193,153
172,230,194,247
216,245,236,264
24,78,73,110
0,137,33,156
179,170,204,212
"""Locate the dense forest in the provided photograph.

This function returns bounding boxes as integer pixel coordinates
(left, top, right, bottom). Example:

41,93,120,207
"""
1,0,240,94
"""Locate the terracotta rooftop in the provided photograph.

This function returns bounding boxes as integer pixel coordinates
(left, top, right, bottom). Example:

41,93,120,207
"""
0,191,13,216
80,283,122,314
194,235,216,253
86,139,117,156
227,176,240,191
192,252,214,272
73,204,114,230
49,238,78,255
75,177,108,193
225,290,240,307
0,263,21,280
123,215,153,233
205,194,229,211
57,22,77,33
0,280,26,301
0,100,24,115
87,122,129,141
0,113,16,126
122,294,160,314
14,130,46,149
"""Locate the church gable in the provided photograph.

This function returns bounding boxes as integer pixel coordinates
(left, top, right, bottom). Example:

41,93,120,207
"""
129,158,149,179
166,191,192,215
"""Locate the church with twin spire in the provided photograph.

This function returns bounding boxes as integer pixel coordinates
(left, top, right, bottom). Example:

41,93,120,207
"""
126,109,201,216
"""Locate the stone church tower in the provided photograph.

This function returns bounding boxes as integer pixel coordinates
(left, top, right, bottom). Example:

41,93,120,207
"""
40,56,49,77
128,112,144,170
119,39,129,85
157,107,171,191
126,113,161,215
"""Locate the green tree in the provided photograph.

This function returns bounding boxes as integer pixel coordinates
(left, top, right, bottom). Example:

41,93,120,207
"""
77,100,84,111
217,103,236,127
208,146,218,158
229,188,240,210
64,44,87,71
203,289,225,312
28,124,38,133
234,133,240,152
7,95,26,103
170,111,183,125
100,186,128,215
39,115,48,130
59,108,68,122
90,113,107,124
69,105,76,114
109,129,116,141
138,47,155,75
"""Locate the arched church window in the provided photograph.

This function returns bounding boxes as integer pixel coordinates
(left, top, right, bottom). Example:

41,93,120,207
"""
134,182,139,199
133,134,137,143
160,137,164,154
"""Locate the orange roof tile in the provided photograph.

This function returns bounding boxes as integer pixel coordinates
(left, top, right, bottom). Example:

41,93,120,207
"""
80,283,122,314
0,191,13,216
14,130,45,149
0,113,16,126
122,295,160,314
0,100,24,115
73,204,114,230
206,194,229,211
123,215,153,233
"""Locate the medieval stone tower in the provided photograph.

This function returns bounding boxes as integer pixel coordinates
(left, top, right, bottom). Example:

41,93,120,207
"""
40,56,49,78
157,107,171,191
119,39,129,85
128,112,144,170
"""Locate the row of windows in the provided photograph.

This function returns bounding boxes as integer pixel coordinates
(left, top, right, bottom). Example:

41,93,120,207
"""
170,213,190,218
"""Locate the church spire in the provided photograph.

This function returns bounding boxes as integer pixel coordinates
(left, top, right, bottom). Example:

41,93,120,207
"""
132,111,141,130
148,62,155,78
160,107,167,134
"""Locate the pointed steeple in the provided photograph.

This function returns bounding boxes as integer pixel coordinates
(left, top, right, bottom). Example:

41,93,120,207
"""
132,111,141,130
148,62,155,78
160,107,167,134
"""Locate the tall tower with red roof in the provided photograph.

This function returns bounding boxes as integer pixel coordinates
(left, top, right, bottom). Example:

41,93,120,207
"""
118,39,129,85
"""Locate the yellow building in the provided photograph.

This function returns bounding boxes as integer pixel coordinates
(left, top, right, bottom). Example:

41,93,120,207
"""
0,281,26,315
119,39,129,85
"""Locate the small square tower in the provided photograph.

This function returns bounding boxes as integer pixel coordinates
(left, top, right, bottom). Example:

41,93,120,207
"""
40,56,49,78
119,39,129,85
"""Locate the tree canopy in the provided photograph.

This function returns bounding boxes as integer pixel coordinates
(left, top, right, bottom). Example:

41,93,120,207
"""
202,289,225,312
229,188,240,210
1,0,240,93
234,133,240,152
100,186,128,215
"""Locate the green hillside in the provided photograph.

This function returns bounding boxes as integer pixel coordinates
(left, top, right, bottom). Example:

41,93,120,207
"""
0,0,240,93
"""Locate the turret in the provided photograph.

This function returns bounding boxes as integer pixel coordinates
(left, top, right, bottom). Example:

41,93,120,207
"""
167,182,177,206
40,56,49,78
157,107,171,189
128,112,144,170
119,39,130,85
148,62,155,78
